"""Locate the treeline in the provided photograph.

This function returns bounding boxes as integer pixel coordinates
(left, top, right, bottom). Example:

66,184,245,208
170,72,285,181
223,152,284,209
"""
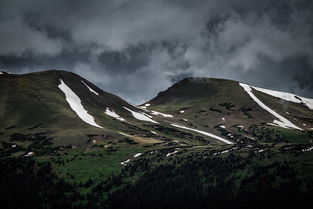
1,150,313,209
0,157,127,209
106,153,313,209
0,158,82,209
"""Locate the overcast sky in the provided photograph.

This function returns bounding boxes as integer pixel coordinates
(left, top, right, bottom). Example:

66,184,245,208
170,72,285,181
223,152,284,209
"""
0,0,313,104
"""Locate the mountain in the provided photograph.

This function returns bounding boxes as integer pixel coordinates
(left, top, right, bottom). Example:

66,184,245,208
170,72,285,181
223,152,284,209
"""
1,70,126,144
2,71,312,147
144,77,313,129
0,70,173,147
141,77,313,143
1,70,313,209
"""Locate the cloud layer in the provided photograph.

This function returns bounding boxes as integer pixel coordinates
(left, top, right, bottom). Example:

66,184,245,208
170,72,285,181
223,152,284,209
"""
1,0,313,104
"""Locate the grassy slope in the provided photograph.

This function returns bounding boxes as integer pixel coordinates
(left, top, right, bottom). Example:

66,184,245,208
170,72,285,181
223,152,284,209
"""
105,143,313,209
147,78,274,125
1,73,313,208
1,71,215,150
144,77,313,144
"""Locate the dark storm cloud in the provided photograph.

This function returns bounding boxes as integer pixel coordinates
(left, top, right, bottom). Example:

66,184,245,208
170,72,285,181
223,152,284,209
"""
0,0,313,104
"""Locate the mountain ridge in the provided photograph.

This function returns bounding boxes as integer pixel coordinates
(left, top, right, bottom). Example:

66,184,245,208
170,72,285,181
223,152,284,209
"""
1,69,312,147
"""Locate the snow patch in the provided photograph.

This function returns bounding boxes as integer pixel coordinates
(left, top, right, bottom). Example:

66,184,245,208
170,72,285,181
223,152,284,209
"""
105,107,125,121
134,153,143,158
227,133,234,139
221,117,225,121
252,85,313,110
180,110,185,113
171,123,233,144
213,147,239,156
302,146,313,152
0,72,3,75
166,149,180,157
58,79,103,128
166,151,178,157
145,103,151,107
183,119,188,122
150,110,173,118
245,135,255,141
124,107,158,123
81,81,99,95
239,83,301,130
221,149,230,154
121,159,130,166
219,125,226,129
151,131,157,134
25,152,34,157
267,122,279,127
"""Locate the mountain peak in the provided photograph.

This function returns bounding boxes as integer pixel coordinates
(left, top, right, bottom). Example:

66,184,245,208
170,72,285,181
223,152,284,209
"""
23,69,78,77
0,71,12,75
178,77,234,84
147,77,237,107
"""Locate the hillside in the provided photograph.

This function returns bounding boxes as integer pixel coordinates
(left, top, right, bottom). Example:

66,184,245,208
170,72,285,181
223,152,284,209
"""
0,70,188,147
1,71,313,209
0,71,240,152
145,77,313,128
142,77,313,143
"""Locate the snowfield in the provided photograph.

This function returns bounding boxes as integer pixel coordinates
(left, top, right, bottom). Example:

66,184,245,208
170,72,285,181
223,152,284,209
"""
240,83,301,130
58,79,103,128
171,123,233,144
105,107,125,121
124,107,158,123
81,80,99,96
252,86,313,110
